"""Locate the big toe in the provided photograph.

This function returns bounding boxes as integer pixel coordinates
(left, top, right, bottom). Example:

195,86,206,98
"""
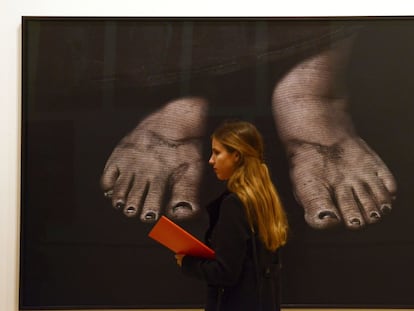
167,201,197,220
305,206,342,229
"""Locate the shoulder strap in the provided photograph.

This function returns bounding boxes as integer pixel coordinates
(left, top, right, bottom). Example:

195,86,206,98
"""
251,229,263,311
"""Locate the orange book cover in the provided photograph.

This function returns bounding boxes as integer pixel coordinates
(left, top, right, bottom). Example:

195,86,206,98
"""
148,216,215,259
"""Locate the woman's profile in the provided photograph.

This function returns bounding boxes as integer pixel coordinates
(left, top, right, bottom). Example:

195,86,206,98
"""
175,120,289,311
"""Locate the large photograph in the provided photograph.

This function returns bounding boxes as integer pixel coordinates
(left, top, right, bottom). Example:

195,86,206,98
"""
20,17,414,309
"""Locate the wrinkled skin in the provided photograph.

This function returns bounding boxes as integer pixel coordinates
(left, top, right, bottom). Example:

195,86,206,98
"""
101,37,397,229
279,137,396,229
100,98,208,223
272,36,397,229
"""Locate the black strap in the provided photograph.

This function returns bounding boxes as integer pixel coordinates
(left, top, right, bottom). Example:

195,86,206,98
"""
251,229,263,311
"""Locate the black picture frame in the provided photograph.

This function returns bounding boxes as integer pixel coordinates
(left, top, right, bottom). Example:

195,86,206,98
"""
20,16,414,309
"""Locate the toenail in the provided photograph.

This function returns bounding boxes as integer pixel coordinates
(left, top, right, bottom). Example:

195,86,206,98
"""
115,202,125,209
350,218,361,226
126,206,136,214
144,211,157,220
318,211,338,220
104,190,113,198
370,211,381,219
380,204,392,215
173,202,193,212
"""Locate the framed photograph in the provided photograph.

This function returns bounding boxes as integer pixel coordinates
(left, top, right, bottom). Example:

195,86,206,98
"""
20,16,414,309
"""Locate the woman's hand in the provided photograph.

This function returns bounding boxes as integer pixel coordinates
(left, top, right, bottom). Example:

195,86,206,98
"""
175,254,185,267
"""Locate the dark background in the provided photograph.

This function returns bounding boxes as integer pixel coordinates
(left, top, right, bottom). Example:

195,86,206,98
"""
20,18,414,309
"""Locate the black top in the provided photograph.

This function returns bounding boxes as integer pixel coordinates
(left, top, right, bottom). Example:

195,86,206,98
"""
182,191,281,311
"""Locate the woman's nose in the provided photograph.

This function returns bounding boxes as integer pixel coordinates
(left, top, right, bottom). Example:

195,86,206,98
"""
208,155,214,165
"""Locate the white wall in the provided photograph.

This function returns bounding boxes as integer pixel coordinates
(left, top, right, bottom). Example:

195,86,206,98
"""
2,1,414,311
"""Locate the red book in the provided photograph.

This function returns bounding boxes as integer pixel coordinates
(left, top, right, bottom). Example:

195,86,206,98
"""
148,216,215,259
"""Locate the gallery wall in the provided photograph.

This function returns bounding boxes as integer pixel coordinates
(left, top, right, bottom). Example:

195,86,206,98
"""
2,1,414,311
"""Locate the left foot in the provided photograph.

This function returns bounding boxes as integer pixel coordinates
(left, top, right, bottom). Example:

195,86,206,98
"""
283,135,396,229
272,36,397,230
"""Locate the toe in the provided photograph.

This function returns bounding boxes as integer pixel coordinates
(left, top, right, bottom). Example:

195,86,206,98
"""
167,182,199,220
304,201,342,230
352,183,382,224
100,163,119,193
293,176,342,229
335,185,365,230
139,182,163,223
377,166,397,197
111,172,133,210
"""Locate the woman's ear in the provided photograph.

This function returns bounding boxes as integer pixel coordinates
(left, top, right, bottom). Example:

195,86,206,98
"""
234,151,241,162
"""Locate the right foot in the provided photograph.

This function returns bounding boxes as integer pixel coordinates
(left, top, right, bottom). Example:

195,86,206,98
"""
100,97,209,223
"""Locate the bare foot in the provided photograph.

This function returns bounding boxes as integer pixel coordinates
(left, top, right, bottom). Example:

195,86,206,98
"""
283,136,396,229
272,36,397,230
101,97,208,223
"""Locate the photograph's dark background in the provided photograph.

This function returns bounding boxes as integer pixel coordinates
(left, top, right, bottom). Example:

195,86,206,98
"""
20,18,414,309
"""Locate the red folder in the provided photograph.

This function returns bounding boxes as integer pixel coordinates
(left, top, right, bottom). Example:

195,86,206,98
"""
148,216,215,259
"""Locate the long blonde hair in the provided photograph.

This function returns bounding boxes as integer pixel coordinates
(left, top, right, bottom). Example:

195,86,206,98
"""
212,120,288,251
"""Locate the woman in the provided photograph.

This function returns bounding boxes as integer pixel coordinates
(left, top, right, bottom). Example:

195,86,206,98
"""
175,120,289,311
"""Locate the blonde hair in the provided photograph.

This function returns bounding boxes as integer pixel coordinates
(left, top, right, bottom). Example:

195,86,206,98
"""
212,120,288,251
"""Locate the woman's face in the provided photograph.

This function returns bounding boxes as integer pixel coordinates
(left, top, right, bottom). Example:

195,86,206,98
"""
209,138,239,180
